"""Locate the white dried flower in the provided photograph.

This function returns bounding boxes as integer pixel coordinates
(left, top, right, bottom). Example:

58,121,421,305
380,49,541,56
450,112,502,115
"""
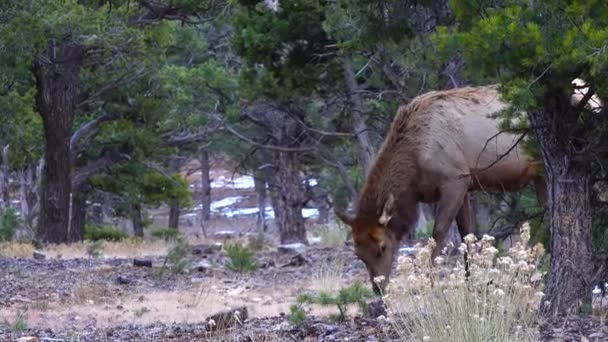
531,272,543,282
458,243,468,254
434,256,445,265
207,319,216,327
481,234,495,242
535,291,545,298
373,275,386,284
464,234,477,243
493,289,505,297
423,336,431,341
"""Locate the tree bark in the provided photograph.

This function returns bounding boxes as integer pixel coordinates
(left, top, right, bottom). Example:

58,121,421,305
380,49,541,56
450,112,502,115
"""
343,57,375,176
199,149,211,221
33,41,84,244
272,151,307,244
254,174,267,232
132,203,144,237
18,163,40,238
0,144,10,211
69,184,88,242
530,102,596,315
168,157,181,230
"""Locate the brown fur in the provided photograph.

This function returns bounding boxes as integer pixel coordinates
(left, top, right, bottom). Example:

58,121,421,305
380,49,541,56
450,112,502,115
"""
338,85,547,294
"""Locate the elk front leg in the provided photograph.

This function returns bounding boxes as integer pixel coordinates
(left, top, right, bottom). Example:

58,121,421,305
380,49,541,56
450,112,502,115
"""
431,180,469,264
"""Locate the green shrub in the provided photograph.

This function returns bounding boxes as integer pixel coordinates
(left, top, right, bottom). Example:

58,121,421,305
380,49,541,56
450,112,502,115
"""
0,208,20,241
225,242,257,273
166,237,192,274
288,303,307,327
291,281,374,322
86,240,104,258
415,221,433,239
2,309,28,332
151,227,180,241
84,224,128,241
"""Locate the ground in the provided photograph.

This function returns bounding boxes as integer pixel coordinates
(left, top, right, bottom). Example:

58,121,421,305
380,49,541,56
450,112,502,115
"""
0,160,607,341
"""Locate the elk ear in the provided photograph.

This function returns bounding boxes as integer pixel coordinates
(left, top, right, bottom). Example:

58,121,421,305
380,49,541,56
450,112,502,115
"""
378,194,395,226
335,209,355,226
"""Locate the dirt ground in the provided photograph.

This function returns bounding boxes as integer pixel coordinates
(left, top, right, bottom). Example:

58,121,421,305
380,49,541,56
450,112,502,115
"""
1,160,607,341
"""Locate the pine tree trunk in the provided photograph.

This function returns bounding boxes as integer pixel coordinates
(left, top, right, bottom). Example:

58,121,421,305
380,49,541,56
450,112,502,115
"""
254,175,266,232
273,152,307,244
132,204,144,238
530,104,595,315
33,41,84,244
0,144,10,211
168,157,181,230
200,149,211,221
69,184,88,242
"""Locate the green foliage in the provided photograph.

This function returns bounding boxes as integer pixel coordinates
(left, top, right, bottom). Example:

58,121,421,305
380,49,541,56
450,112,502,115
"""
166,237,192,275
294,281,374,322
84,224,128,242
288,304,307,327
415,221,434,240
0,208,20,242
224,242,258,273
86,240,104,259
151,227,180,241
2,309,28,332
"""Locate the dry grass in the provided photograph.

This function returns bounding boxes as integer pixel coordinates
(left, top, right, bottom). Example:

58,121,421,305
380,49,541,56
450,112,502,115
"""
309,222,348,248
309,256,346,293
71,277,114,306
0,242,34,258
385,222,545,342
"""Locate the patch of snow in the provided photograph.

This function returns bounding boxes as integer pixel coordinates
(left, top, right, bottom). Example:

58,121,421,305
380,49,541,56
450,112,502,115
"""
279,243,306,252
211,175,256,189
302,208,319,218
210,196,242,212
309,236,322,244
592,285,602,295
399,247,418,255
181,213,198,218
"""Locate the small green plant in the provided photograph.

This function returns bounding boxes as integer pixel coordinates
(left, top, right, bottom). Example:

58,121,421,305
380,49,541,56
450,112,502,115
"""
86,240,104,259
291,281,374,323
0,208,20,241
157,237,192,278
151,227,180,241
288,302,307,327
2,309,28,332
84,224,128,241
225,242,257,273
415,221,433,239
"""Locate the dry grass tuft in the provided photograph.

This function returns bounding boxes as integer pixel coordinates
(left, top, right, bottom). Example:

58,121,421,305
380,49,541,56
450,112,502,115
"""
0,242,34,258
310,222,348,248
310,256,346,293
385,222,546,342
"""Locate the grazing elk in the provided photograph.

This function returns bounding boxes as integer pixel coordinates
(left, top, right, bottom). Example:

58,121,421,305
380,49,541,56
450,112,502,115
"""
336,85,548,294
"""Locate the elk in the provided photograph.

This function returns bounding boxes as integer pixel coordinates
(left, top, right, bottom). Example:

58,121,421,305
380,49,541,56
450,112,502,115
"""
336,85,548,294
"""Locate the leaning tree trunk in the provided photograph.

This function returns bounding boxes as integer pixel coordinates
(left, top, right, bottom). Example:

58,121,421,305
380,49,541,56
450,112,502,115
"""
530,103,596,315
33,41,84,244
271,152,307,244
343,57,375,177
69,184,88,242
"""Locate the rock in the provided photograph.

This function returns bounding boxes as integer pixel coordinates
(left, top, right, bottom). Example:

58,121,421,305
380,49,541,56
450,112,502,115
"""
16,337,38,342
205,306,249,331
191,243,222,255
367,299,387,318
116,275,130,285
133,258,152,267
278,243,306,253
194,261,211,272
33,251,46,260
281,254,308,267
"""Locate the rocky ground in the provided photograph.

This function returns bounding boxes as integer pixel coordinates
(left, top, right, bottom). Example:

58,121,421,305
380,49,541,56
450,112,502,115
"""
1,241,607,342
